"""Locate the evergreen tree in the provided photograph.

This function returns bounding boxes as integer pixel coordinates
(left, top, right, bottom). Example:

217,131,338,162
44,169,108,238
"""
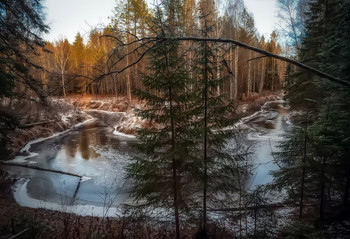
0,0,49,99
193,11,248,234
307,0,350,217
126,18,199,239
271,114,319,219
72,33,86,94
0,0,48,155
273,0,350,232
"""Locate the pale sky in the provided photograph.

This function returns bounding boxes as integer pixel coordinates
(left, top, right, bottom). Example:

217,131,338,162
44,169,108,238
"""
43,0,116,43
244,0,279,38
43,0,279,43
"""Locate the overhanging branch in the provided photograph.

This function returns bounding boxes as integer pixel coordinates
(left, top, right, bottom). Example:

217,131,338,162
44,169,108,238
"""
247,55,268,62
139,36,349,87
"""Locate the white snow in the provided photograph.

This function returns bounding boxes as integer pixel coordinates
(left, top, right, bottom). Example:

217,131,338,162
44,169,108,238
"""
9,118,96,163
13,180,124,217
112,129,136,138
85,109,126,115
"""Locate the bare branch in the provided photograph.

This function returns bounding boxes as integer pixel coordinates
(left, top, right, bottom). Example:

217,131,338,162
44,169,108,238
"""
155,36,350,87
247,55,268,62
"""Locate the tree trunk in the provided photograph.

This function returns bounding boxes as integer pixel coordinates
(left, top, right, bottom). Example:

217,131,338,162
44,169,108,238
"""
344,172,350,206
203,48,208,232
234,47,238,99
126,46,131,103
61,70,66,97
320,155,326,221
165,40,180,239
114,75,118,98
320,99,330,221
229,47,233,100
247,51,252,97
300,110,309,220
259,58,265,93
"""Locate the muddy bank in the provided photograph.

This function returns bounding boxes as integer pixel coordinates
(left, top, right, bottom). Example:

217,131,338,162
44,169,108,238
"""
2,98,91,160
4,91,284,159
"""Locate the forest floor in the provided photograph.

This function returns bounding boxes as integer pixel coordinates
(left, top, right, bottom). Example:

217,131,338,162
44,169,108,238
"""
0,188,228,238
0,90,287,238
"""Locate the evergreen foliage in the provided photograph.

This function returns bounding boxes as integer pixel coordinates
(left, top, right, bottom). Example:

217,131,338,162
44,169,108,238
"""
126,7,250,237
193,13,245,232
273,0,350,233
126,18,199,237
0,0,49,99
0,0,48,155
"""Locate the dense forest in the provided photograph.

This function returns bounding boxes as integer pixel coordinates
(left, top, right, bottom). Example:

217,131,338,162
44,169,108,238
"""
0,0,349,238
5,0,287,100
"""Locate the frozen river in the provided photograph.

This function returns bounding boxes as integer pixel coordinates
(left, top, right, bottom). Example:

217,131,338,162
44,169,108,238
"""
4,99,291,217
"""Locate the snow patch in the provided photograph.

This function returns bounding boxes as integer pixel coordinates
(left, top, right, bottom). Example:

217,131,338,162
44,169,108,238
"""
85,109,126,115
112,129,136,138
13,180,124,217
9,118,96,162
81,176,92,182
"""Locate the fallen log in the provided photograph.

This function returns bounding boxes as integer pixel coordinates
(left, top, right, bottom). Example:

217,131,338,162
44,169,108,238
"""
0,161,81,178
208,202,295,212
19,120,56,128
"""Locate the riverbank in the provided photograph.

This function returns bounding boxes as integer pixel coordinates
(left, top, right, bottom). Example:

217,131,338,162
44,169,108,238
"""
0,191,231,238
0,91,286,238
6,91,284,157
95,90,285,135
3,98,92,160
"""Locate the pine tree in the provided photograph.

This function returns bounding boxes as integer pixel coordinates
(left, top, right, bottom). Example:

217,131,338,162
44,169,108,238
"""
271,113,319,220
0,0,49,99
0,0,48,155
72,33,86,94
307,0,350,217
273,0,350,230
125,19,199,239
193,11,248,235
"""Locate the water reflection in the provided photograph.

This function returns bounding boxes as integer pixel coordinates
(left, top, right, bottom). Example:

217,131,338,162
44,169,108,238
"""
244,100,290,189
79,130,99,160
7,101,290,214
8,124,134,210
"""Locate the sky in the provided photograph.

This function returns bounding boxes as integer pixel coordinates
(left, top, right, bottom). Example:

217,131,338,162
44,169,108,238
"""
244,0,279,38
43,0,116,43
43,0,280,43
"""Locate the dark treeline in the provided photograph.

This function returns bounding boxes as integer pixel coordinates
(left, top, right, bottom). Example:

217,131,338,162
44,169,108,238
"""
270,0,350,237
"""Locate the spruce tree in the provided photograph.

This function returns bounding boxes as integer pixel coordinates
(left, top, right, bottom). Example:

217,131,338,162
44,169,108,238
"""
308,0,350,216
193,12,246,234
273,0,350,231
271,115,319,219
0,0,49,155
126,21,199,239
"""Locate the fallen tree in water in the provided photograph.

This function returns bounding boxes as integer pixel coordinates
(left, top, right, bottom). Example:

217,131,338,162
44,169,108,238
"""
0,161,81,178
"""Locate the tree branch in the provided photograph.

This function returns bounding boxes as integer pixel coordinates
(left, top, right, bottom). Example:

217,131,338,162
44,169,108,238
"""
143,36,350,87
247,55,268,62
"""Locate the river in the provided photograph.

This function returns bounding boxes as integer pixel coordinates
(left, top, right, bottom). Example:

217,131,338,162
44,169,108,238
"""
4,99,291,217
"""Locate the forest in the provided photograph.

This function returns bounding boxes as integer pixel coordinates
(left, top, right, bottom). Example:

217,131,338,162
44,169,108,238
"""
0,0,349,238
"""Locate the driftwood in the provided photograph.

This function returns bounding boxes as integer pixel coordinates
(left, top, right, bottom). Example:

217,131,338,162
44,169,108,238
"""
8,228,30,239
0,161,81,178
19,120,55,128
